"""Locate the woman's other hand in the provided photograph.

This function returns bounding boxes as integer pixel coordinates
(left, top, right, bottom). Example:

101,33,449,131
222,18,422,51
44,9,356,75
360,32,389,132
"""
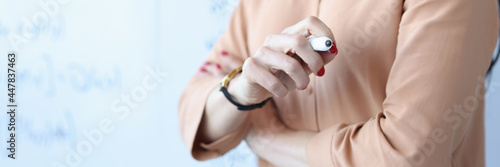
198,51,244,78
245,107,314,166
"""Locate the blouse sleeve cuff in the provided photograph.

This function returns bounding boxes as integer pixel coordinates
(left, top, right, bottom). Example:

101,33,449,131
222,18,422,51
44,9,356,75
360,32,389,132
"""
198,119,250,156
306,126,337,167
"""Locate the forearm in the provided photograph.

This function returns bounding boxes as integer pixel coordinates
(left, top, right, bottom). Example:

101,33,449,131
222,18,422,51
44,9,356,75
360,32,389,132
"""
246,127,313,167
199,76,250,143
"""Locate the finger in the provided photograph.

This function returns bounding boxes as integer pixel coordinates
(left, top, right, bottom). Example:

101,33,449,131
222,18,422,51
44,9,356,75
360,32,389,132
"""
282,16,338,65
318,46,337,66
254,47,310,90
264,34,324,76
204,62,225,78
243,58,288,97
283,16,338,64
197,65,209,77
282,16,334,41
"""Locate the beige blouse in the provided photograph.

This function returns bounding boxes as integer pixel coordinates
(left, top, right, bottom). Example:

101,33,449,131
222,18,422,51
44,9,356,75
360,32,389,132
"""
178,0,499,166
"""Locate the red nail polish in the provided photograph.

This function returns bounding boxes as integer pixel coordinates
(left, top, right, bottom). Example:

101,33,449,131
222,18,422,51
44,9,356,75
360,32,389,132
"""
221,51,228,56
204,62,211,66
329,43,338,54
200,67,207,72
216,64,221,69
317,66,325,77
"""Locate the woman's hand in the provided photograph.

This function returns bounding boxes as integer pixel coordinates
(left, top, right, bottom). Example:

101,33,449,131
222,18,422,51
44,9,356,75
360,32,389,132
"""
229,16,338,105
199,16,335,146
197,51,244,78
245,106,314,166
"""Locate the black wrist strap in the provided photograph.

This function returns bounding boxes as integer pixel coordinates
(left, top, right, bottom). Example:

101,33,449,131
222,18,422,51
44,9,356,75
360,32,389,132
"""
220,86,269,111
219,67,269,111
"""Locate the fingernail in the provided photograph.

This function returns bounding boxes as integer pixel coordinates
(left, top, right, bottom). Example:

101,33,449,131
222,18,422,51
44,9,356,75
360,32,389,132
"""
216,64,221,69
329,43,338,54
200,67,207,72
204,62,211,66
221,51,228,56
317,66,325,77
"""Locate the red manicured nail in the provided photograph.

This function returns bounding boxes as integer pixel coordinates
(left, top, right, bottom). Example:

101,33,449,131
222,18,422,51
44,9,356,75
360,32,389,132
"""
329,43,338,54
216,64,221,69
200,67,207,72
221,51,228,56
317,66,325,77
204,62,211,66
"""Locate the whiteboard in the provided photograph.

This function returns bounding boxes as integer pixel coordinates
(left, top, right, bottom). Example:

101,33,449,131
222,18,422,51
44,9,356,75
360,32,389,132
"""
0,0,255,166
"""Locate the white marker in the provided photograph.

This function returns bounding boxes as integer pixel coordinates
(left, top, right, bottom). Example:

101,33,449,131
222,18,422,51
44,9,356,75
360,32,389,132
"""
308,37,332,51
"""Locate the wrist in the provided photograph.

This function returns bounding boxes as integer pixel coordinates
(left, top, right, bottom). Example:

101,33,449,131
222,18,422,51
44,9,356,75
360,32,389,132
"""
226,75,255,106
220,67,270,110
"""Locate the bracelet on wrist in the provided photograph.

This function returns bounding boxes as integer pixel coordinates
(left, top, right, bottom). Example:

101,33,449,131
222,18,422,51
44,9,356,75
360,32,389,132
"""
219,67,269,111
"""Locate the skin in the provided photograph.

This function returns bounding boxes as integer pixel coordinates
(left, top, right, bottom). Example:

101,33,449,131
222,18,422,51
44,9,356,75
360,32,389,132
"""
198,16,337,166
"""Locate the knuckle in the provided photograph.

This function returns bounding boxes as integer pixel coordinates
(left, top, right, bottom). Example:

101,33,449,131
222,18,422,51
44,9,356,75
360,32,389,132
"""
255,47,265,56
281,27,292,33
291,35,307,48
298,78,310,90
243,57,256,70
268,81,283,94
305,16,319,24
264,34,278,44
242,59,256,81
303,76,311,86
283,59,300,73
255,47,272,59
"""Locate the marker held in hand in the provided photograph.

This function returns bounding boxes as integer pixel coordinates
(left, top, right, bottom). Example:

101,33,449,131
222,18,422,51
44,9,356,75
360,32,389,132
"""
308,37,333,52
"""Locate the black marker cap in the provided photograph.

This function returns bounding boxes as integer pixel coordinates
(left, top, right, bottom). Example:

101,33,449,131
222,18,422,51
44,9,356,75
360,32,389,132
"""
325,40,332,47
